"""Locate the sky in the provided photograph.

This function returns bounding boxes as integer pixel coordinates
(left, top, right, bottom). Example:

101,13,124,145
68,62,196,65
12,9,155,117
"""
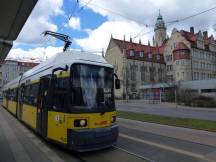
7,0,216,62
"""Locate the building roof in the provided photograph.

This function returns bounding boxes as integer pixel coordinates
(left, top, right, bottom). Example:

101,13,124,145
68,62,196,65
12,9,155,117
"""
173,42,189,52
112,38,165,54
140,82,175,89
173,42,190,61
3,59,40,67
111,38,165,63
180,29,215,46
180,79,216,90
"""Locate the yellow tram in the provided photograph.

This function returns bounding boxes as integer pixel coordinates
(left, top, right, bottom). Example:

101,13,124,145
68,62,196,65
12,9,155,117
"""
2,49,120,151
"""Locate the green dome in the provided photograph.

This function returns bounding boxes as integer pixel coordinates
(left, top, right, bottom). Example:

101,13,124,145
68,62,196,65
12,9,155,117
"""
157,14,163,20
155,12,166,30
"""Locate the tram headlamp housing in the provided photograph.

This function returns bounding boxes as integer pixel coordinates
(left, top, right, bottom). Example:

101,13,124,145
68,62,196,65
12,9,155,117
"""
74,119,87,127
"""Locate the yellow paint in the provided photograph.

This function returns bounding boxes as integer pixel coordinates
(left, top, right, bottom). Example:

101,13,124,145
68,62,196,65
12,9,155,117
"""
47,110,116,144
22,104,37,129
57,71,70,78
2,98,7,108
47,111,67,144
30,79,39,84
7,100,17,115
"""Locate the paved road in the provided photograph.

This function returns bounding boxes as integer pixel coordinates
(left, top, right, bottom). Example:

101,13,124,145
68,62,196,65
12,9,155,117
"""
117,101,216,121
1,106,216,162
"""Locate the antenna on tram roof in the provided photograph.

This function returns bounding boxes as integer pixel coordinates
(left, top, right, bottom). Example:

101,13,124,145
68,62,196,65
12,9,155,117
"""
42,31,72,52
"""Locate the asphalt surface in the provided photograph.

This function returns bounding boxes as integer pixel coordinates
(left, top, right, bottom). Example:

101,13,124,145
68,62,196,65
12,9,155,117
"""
1,106,216,162
117,101,216,121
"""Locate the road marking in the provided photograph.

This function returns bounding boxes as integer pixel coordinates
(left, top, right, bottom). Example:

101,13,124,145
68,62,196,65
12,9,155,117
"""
113,145,155,162
120,133,215,162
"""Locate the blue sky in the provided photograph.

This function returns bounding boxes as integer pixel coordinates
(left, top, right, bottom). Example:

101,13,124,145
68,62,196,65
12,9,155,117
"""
7,0,216,61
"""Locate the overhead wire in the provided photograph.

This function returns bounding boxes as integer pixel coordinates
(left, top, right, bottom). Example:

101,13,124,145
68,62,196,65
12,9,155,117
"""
134,6,216,39
68,0,79,20
55,1,216,53
166,6,216,24
76,0,94,14
79,0,153,27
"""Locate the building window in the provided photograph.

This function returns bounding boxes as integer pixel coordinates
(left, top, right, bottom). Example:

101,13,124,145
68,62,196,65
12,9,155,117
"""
129,50,135,57
130,65,136,81
140,66,145,81
156,54,160,61
182,72,184,78
139,51,144,57
148,53,152,59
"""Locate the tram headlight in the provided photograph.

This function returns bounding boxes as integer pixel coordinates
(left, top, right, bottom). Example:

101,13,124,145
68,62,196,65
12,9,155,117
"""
74,119,87,127
111,116,116,123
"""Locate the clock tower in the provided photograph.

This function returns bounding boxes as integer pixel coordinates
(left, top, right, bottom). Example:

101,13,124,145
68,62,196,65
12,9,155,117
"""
154,11,167,46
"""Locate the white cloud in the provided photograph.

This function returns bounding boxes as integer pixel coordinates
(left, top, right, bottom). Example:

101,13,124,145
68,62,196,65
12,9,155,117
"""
76,20,152,51
16,0,64,45
76,0,216,51
7,46,63,62
68,17,81,30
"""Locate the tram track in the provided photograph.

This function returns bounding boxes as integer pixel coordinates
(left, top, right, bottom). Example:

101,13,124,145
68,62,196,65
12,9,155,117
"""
113,145,155,162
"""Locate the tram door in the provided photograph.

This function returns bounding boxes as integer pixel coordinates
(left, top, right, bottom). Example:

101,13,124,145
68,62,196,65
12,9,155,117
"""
37,77,50,137
17,84,24,120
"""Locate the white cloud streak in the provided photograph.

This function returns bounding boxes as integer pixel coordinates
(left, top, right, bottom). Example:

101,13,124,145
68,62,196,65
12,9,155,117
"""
68,17,81,30
76,0,216,51
7,46,63,62
16,0,64,45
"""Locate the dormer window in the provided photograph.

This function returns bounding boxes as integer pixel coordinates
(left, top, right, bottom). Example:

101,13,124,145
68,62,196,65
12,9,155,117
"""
129,50,135,57
139,51,144,57
148,53,152,59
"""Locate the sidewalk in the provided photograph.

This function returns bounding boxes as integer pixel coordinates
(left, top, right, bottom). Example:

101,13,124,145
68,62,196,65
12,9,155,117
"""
117,100,216,112
0,107,63,162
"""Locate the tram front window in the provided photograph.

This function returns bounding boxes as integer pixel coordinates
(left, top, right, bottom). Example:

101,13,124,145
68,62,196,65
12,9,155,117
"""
70,64,114,112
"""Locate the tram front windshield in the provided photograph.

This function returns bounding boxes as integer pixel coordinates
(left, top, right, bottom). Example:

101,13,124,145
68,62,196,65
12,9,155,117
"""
70,64,114,112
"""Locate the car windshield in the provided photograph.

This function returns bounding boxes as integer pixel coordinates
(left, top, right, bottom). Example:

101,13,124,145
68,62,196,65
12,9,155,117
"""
70,64,114,112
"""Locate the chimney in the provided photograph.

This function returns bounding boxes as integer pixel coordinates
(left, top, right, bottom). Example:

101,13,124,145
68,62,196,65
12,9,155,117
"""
203,31,208,38
130,36,132,43
190,27,194,34
139,38,141,44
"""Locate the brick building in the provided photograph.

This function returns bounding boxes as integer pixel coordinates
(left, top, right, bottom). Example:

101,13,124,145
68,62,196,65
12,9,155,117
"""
0,59,39,98
164,27,216,82
105,13,216,99
105,37,166,99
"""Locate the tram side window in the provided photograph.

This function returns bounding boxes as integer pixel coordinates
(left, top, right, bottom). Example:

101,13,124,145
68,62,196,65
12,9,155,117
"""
10,89,17,102
23,85,30,104
29,83,39,106
5,90,9,99
8,89,16,101
52,77,69,111
22,84,39,106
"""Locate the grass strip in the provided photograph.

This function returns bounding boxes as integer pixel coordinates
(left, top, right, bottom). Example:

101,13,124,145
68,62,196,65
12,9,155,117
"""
117,110,216,132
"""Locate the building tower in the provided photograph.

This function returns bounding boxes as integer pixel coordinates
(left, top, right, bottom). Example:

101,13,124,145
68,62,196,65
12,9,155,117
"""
153,11,167,46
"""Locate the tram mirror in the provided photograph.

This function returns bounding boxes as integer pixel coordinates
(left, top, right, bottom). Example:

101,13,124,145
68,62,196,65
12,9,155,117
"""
115,79,120,89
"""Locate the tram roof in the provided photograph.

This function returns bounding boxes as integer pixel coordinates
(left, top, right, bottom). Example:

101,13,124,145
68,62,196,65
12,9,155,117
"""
22,50,112,78
3,51,113,90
